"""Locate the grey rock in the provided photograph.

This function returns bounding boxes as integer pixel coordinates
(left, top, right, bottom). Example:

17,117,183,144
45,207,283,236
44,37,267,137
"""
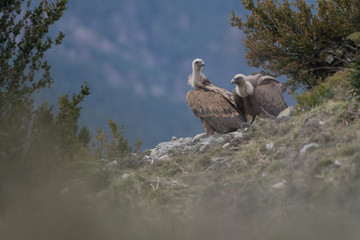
229,131,243,139
334,160,342,167
121,173,131,179
106,160,118,167
300,143,319,155
326,54,334,64
158,154,171,161
213,136,226,145
272,180,287,189
192,133,208,143
96,158,109,164
277,106,294,118
199,135,215,145
148,136,192,161
199,143,210,152
266,142,274,149
222,143,230,149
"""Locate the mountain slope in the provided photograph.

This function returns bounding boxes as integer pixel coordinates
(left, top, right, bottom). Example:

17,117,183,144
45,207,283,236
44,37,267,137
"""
5,71,360,240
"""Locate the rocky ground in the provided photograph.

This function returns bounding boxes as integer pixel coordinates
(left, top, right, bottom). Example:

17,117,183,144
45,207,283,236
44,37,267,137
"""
2,73,360,240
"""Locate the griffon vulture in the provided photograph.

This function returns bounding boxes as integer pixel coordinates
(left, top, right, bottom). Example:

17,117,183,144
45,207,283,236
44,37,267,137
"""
231,73,287,124
186,59,246,135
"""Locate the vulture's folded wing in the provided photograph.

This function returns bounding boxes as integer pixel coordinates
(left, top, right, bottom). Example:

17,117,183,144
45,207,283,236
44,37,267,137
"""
186,89,245,133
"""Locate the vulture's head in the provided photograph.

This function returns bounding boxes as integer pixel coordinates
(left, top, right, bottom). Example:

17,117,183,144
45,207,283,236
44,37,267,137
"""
231,74,247,85
231,73,254,97
192,58,205,71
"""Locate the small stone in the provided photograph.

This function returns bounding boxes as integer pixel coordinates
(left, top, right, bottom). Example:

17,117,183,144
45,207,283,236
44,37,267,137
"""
150,149,160,159
121,173,131,179
214,136,226,144
97,158,109,164
272,180,287,189
277,106,294,118
192,133,207,143
59,187,70,196
300,143,319,155
199,135,215,145
334,160,342,167
158,154,171,161
319,120,325,125
199,143,210,152
106,160,118,167
326,54,334,64
184,145,195,151
229,131,243,138
211,157,222,163
266,142,274,149
222,143,230,148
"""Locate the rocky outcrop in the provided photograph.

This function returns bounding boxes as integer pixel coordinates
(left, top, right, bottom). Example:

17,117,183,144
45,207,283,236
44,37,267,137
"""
145,130,245,163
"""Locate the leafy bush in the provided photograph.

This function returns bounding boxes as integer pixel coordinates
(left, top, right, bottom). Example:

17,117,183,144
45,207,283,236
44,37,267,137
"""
231,0,360,92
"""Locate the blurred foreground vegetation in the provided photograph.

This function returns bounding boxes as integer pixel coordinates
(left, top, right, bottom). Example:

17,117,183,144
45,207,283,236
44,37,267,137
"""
1,1,360,239
1,68,360,240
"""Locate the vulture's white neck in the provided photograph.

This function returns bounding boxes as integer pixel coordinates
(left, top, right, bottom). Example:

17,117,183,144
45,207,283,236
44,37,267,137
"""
236,79,254,97
188,66,203,88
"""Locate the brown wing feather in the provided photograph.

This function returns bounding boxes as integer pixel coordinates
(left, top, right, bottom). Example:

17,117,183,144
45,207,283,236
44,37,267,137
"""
199,78,236,106
187,89,245,133
253,77,288,117
233,88,263,123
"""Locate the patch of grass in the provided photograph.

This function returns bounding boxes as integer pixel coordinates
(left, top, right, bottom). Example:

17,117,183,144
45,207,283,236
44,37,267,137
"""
192,155,212,171
266,160,286,173
348,32,360,44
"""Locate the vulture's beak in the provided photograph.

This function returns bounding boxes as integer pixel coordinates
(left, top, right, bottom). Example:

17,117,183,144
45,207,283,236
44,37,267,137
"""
231,79,235,84
201,63,205,67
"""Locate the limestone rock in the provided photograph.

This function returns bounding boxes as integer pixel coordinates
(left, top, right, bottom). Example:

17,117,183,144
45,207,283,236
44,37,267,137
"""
106,160,118,167
266,142,274,149
277,106,294,119
272,180,287,189
300,143,319,155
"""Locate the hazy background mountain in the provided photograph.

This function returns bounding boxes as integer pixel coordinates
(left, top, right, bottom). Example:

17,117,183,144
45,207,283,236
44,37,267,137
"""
38,0,296,149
